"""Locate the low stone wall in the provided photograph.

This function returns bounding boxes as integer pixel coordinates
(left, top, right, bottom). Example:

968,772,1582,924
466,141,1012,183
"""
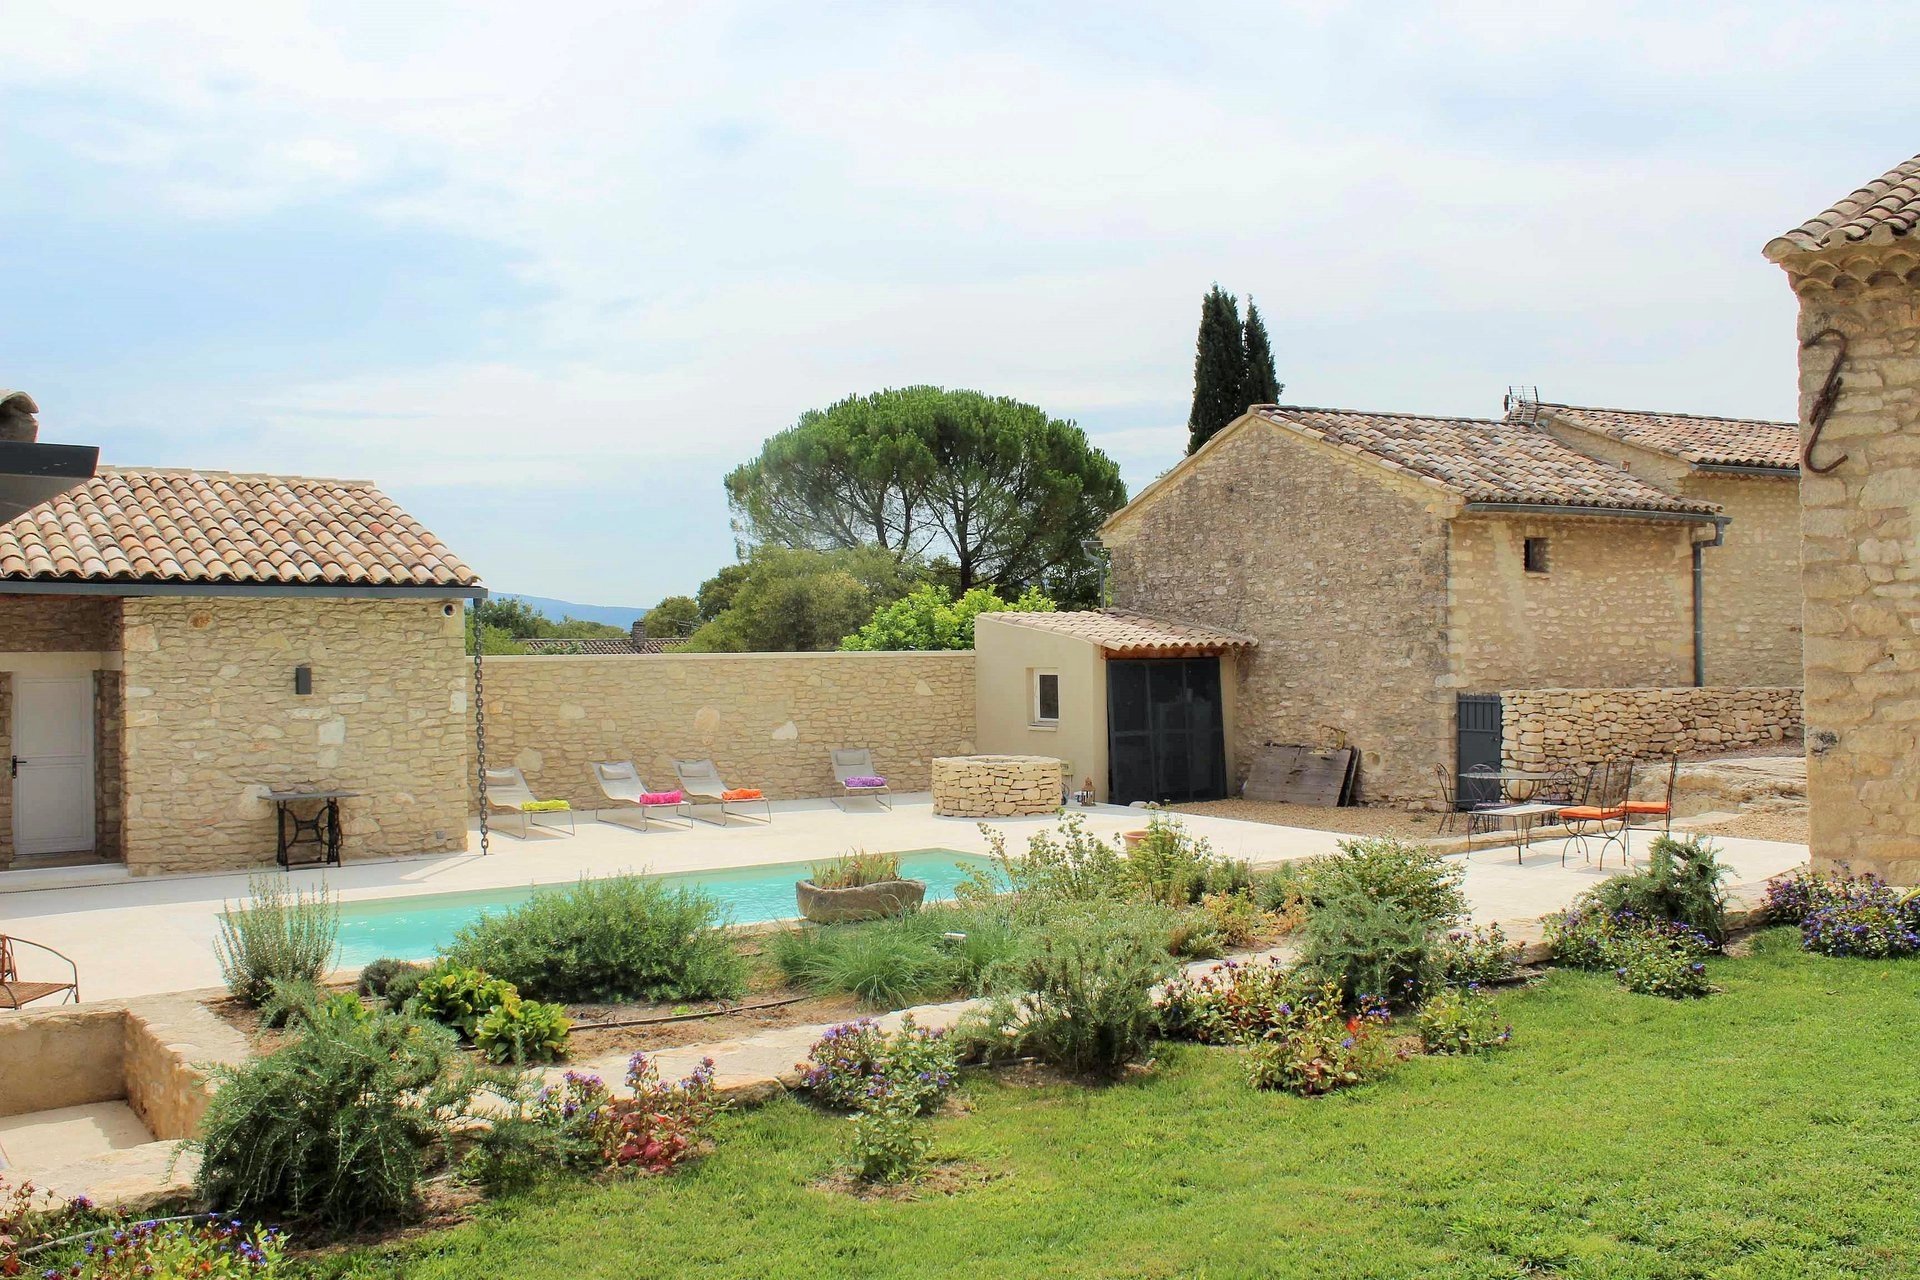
931,754,1062,817
1501,687,1802,770
476,651,976,810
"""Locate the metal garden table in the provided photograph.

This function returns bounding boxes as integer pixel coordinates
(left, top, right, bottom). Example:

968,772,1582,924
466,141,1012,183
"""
266,787,360,868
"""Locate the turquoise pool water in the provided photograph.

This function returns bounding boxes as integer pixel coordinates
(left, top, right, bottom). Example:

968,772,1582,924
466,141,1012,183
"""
335,849,992,964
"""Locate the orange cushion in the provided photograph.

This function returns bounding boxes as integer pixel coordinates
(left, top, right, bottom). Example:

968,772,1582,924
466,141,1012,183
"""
1558,805,1624,820
721,788,763,801
1622,801,1670,814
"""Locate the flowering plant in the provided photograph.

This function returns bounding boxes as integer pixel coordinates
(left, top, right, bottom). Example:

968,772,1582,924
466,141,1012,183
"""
591,1052,723,1173
798,1015,957,1114
1245,983,1403,1096
1416,984,1513,1053
1437,923,1520,987
2,1183,286,1279
1613,939,1711,998
1156,956,1306,1045
1767,865,1920,958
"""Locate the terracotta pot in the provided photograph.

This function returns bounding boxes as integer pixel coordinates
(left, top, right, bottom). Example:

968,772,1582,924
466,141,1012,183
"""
1122,830,1150,850
795,877,928,924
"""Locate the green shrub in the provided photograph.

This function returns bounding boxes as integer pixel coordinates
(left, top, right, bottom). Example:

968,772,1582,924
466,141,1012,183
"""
194,1006,487,1228
1193,889,1272,949
849,1096,931,1184
797,1014,958,1113
1591,835,1730,942
768,906,1019,1008
357,957,427,1003
808,849,904,890
1613,934,1712,998
1121,812,1220,905
443,876,747,1004
212,876,340,1007
963,904,1174,1077
1303,837,1467,927
412,965,517,1039
1437,923,1521,987
959,813,1128,917
1547,899,1717,998
1252,863,1311,932
1157,956,1310,1045
1301,881,1444,1007
1246,985,1399,1095
1416,985,1512,1053
474,994,573,1064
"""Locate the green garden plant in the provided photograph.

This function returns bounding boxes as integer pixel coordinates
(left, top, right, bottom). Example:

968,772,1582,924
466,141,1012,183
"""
807,849,903,890
443,876,746,1004
1590,835,1730,942
212,875,340,1007
797,1014,959,1114
194,1006,490,1228
474,994,573,1064
356,957,427,1004
1415,985,1512,1054
411,965,518,1039
849,1096,932,1185
1246,986,1400,1096
1437,923,1521,987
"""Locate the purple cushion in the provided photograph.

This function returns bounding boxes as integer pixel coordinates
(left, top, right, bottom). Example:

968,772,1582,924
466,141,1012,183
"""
843,775,887,789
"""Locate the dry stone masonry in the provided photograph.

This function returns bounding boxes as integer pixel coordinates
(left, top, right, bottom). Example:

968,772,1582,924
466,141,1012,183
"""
931,754,1064,817
1500,687,1802,772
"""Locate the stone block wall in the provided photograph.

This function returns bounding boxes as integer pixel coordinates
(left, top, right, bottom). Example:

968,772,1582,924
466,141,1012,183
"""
1104,418,1455,805
120,597,469,875
1500,687,1803,771
1449,515,1697,690
475,650,976,810
1683,475,1805,687
1774,239,1920,883
931,754,1063,816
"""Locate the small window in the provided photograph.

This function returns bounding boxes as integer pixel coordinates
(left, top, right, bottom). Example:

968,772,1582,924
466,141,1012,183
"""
1523,537,1550,574
1032,670,1060,724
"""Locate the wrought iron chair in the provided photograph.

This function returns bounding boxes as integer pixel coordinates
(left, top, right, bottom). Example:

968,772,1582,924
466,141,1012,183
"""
1624,756,1679,837
1558,759,1634,867
1,935,80,1009
1435,763,1504,837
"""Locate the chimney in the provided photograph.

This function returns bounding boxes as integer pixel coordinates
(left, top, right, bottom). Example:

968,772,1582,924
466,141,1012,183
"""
631,619,647,647
0,391,40,443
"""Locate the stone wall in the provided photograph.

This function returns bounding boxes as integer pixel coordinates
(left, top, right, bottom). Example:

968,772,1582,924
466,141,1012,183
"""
1684,474,1805,687
1104,417,1455,804
0,593,120,651
1772,233,1920,883
1500,687,1802,771
475,650,976,809
94,670,124,861
120,597,470,875
1449,514,1698,690
931,754,1063,816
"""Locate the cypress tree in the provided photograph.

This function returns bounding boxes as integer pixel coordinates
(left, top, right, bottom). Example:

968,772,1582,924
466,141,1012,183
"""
1186,284,1246,454
1239,298,1282,409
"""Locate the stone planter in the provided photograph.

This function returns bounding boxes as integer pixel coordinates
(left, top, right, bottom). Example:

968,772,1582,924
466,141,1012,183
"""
795,877,927,924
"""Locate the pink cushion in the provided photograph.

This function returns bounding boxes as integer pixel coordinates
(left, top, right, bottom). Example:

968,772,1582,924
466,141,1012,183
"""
640,790,683,805
843,775,887,789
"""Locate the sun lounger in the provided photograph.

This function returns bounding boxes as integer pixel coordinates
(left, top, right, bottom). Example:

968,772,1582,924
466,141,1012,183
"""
589,760,691,831
830,747,892,811
672,758,772,825
483,766,576,839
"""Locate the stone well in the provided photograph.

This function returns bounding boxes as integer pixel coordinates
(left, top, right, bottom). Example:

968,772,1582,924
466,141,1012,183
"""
931,754,1063,818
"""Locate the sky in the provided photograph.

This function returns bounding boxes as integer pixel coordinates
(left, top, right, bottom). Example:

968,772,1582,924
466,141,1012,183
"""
3,3,1917,608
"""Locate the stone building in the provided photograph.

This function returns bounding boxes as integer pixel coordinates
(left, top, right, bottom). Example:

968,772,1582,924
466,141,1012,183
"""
1766,151,1920,884
1522,402,1802,687
1100,405,1746,804
0,467,482,876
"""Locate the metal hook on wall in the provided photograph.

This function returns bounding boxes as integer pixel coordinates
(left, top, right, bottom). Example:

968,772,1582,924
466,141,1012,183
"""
1800,327,1849,475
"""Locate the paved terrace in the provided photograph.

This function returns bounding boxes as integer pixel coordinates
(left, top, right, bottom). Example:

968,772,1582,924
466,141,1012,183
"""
0,797,1807,1001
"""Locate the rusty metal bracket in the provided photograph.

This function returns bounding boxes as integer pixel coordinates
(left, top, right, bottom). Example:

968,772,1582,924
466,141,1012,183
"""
1801,327,1849,475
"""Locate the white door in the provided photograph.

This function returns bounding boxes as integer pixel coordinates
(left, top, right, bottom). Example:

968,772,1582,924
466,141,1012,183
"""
12,676,95,857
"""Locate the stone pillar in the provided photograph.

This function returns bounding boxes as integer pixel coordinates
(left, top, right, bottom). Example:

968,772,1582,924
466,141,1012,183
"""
1766,155,1920,883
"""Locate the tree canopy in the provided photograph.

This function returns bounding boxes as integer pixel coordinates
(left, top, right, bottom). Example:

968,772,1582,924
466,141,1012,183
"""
683,546,920,653
1187,286,1282,454
643,595,700,639
839,584,1056,651
725,386,1125,604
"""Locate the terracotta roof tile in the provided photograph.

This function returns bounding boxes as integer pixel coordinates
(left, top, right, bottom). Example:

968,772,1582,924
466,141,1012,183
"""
0,468,480,590
1250,406,1721,516
1529,403,1798,471
1768,153,1920,255
519,637,681,655
984,609,1257,656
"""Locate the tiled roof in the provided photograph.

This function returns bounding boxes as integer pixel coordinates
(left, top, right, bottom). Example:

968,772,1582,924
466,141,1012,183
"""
520,636,679,655
1250,406,1721,516
1768,153,1920,255
1530,404,1798,471
984,608,1257,656
0,468,480,589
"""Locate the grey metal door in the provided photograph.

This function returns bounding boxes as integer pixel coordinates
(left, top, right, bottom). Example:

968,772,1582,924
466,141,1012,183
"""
1456,693,1503,808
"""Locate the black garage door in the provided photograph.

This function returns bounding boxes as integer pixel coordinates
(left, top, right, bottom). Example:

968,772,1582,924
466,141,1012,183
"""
1107,658,1227,805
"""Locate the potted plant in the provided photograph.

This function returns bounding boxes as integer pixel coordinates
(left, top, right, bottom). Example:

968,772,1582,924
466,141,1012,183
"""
796,850,927,923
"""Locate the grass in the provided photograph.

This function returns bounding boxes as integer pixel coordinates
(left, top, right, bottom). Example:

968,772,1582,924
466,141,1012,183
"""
765,905,1023,1008
306,930,1920,1279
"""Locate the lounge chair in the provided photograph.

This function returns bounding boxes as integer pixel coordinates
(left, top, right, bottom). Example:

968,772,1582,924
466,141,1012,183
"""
589,760,691,831
1,935,79,1009
830,748,892,811
483,766,576,839
672,758,772,825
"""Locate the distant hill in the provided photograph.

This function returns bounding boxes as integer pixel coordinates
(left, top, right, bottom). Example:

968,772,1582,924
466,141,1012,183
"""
498,593,649,630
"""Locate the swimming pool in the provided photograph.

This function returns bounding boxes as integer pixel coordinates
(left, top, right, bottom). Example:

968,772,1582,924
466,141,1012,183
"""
335,848,993,965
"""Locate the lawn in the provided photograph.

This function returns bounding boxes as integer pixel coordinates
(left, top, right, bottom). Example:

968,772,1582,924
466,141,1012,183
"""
315,930,1920,1280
